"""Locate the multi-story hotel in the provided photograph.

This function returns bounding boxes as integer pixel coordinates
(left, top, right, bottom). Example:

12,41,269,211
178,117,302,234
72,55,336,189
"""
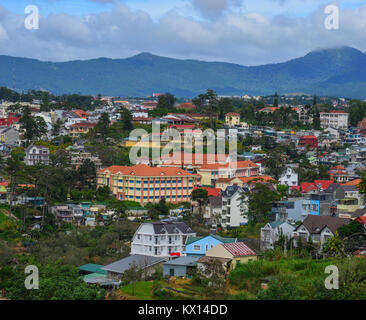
197,160,260,186
97,164,200,204
320,110,349,130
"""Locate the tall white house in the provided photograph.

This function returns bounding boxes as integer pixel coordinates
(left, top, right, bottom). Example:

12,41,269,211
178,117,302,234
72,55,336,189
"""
130,221,196,258
320,110,349,130
279,166,298,187
24,144,50,166
221,185,248,229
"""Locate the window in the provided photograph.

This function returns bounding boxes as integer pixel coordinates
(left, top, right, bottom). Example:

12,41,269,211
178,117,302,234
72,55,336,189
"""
193,245,201,251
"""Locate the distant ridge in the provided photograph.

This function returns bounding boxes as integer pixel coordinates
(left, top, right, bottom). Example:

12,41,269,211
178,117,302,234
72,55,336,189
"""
1,46,366,98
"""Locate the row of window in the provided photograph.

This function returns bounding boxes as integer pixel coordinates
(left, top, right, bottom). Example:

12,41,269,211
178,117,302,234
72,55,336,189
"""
117,179,194,184
118,187,192,191
120,195,190,200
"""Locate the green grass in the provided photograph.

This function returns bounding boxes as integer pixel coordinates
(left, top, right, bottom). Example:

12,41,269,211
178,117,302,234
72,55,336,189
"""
120,281,154,300
0,211,8,224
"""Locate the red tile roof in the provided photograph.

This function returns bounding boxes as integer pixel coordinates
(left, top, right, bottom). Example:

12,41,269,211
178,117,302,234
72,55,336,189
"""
226,112,240,116
314,180,333,190
199,160,258,170
329,110,348,114
355,216,366,224
99,164,198,177
222,242,256,257
239,176,276,184
193,187,221,197
300,182,317,193
70,122,97,128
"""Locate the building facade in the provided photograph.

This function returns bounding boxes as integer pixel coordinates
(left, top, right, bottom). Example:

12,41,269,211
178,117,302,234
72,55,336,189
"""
97,165,200,204
320,110,349,130
131,221,196,258
24,144,50,166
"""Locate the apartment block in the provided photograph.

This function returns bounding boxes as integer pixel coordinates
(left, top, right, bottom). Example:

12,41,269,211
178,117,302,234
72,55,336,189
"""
97,164,200,204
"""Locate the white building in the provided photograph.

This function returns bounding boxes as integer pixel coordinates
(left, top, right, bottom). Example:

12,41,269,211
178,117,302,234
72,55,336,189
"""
260,221,295,250
279,166,298,187
221,185,248,229
130,221,196,258
320,110,349,130
24,144,50,166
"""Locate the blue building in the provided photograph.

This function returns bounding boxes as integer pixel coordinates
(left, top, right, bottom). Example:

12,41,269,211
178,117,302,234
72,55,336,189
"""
185,235,237,257
163,256,199,278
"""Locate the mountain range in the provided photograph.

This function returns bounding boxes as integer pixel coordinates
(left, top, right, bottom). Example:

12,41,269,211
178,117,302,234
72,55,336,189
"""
1,46,366,98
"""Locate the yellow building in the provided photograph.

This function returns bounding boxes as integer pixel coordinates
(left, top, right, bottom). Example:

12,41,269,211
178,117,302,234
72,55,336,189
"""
97,164,200,204
225,112,240,127
337,197,363,218
68,122,97,138
215,175,276,190
197,160,260,186
205,242,258,270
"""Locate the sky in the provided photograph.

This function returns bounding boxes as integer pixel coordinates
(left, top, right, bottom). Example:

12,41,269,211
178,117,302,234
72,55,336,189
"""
0,0,366,65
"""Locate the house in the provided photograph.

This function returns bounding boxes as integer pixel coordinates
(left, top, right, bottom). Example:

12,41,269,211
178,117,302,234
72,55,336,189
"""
185,235,237,257
279,166,298,187
163,256,199,278
102,254,167,281
329,165,350,183
302,192,336,216
298,135,318,149
68,122,97,138
130,221,196,258
70,150,103,170
221,185,249,229
320,110,349,130
0,127,19,146
204,196,222,224
24,144,50,166
205,242,258,270
97,164,200,204
293,215,351,248
197,160,260,186
260,221,295,250
225,112,240,127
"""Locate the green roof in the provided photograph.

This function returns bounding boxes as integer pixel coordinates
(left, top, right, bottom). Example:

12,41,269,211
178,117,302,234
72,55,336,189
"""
83,272,107,280
185,236,203,245
269,221,285,229
211,235,237,243
79,264,107,275
186,235,237,245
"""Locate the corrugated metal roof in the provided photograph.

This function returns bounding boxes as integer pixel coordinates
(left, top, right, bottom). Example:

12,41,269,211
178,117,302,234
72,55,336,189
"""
222,242,257,257
102,254,167,274
163,256,199,267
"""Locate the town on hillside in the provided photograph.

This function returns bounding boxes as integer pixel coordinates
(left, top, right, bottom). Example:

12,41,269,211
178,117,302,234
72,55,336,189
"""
0,87,365,300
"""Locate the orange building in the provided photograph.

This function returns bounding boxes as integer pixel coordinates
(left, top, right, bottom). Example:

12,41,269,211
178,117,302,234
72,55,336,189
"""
97,165,200,204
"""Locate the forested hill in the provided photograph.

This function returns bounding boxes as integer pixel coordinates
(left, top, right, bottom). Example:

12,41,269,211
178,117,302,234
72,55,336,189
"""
1,46,366,98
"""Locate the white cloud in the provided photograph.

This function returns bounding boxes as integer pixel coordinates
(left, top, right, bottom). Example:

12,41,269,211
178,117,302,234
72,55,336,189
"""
0,2,366,65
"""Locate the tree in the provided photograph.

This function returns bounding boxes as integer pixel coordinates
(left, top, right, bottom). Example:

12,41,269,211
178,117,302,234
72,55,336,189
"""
197,257,227,298
108,199,127,224
273,92,279,107
96,112,110,138
51,118,63,137
119,107,133,132
122,263,143,296
157,93,175,109
264,149,286,180
191,188,208,215
245,183,280,224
